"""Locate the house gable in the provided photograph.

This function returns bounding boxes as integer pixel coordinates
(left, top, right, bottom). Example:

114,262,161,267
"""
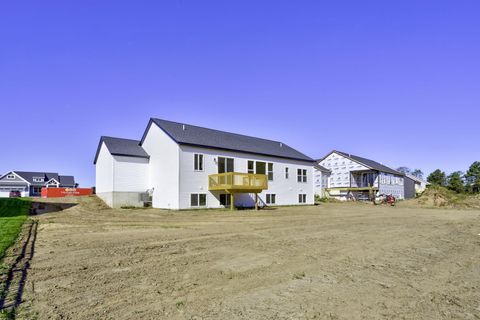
45,178,60,187
93,136,149,165
0,171,30,185
319,152,370,188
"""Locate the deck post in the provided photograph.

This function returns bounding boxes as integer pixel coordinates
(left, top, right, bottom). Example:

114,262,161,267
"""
255,193,258,210
230,193,234,211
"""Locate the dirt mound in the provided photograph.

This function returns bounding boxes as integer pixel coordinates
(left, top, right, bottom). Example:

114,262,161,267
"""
409,186,480,209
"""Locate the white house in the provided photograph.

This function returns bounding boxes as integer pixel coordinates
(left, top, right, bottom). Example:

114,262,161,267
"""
94,118,316,209
405,173,429,195
316,151,405,200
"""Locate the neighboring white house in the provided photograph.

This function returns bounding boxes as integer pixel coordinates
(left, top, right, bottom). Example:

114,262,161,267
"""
405,173,429,195
316,151,405,200
94,118,316,209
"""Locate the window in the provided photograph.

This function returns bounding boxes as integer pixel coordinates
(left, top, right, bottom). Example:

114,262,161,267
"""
255,161,266,175
6,174,15,179
32,186,42,194
219,194,231,207
297,169,307,183
247,160,255,174
266,194,276,204
285,167,289,179
267,163,273,181
298,194,307,204
247,161,271,179
33,177,44,182
218,157,234,173
194,154,204,171
190,193,207,207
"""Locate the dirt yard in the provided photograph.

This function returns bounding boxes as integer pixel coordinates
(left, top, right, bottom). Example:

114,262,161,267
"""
15,196,480,319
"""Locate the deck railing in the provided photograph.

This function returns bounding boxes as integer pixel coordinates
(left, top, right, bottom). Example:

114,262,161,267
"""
208,172,268,192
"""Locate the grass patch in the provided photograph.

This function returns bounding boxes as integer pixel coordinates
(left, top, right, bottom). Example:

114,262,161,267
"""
0,198,30,261
0,308,16,320
175,300,185,308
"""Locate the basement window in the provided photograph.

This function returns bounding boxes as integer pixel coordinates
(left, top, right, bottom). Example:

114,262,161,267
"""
266,194,276,204
298,194,307,204
191,193,207,207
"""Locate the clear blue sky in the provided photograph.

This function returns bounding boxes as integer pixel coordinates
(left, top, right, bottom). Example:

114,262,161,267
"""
1,1,479,187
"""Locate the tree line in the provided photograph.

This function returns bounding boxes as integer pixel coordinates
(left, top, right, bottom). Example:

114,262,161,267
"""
426,161,480,193
397,162,480,194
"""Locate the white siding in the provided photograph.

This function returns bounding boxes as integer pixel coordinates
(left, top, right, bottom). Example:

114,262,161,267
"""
112,156,149,192
314,170,330,197
178,145,314,209
95,142,149,207
141,124,180,209
95,142,114,194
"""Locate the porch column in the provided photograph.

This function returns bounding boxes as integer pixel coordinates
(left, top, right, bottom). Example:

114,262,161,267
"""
230,193,234,211
255,193,258,210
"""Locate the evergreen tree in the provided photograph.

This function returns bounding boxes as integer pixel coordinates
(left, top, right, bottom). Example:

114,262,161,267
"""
427,169,447,186
447,171,464,193
465,161,480,193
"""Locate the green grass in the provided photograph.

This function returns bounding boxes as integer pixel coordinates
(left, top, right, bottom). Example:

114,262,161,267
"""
0,198,30,261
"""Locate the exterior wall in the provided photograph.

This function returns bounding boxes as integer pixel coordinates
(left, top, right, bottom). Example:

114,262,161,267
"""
178,145,315,209
319,153,369,188
95,142,114,206
141,124,180,209
314,170,330,197
378,172,405,199
404,176,416,199
95,142,149,208
415,181,427,193
96,192,145,208
95,142,114,194
112,155,149,192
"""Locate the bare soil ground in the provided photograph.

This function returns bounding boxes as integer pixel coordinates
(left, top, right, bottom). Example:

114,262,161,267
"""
15,196,480,319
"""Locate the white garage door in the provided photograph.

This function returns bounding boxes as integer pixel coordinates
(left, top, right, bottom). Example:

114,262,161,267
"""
0,187,28,198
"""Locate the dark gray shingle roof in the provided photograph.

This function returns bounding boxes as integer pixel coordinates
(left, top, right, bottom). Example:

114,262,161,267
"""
15,172,59,186
59,175,76,186
93,136,149,164
141,118,314,162
320,151,403,176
